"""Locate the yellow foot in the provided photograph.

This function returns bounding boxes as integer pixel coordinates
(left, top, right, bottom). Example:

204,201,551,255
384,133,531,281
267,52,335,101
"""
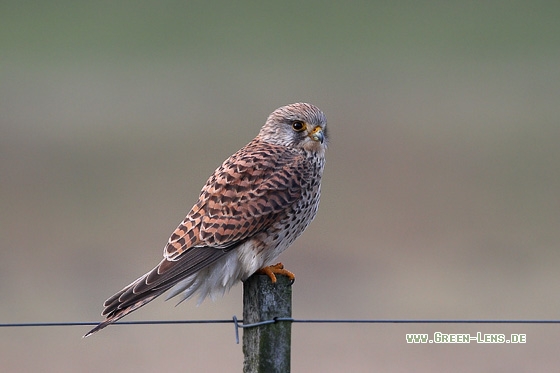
256,263,295,284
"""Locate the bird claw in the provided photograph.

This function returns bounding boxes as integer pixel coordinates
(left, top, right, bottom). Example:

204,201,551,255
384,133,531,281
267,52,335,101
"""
257,263,295,285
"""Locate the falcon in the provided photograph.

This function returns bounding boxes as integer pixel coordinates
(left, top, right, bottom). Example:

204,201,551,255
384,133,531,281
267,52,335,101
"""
85,103,328,337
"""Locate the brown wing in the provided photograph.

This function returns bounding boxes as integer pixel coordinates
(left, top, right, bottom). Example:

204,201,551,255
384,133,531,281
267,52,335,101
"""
84,140,309,337
165,139,310,259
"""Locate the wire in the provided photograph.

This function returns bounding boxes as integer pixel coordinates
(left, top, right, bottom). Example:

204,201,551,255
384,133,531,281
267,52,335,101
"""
2,318,560,328
3,318,559,344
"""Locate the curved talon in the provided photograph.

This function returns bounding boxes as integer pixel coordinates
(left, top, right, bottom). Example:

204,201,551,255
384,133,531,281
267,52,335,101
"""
256,263,295,284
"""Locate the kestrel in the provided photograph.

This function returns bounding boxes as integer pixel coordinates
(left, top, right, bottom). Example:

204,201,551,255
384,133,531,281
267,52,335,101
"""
85,103,328,337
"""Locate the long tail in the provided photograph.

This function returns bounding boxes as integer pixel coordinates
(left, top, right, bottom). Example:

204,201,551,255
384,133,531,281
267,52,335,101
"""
83,261,172,338
84,247,228,338
83,292,161,337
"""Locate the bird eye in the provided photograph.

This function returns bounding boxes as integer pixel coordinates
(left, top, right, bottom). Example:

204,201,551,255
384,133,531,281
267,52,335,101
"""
291,120,306,132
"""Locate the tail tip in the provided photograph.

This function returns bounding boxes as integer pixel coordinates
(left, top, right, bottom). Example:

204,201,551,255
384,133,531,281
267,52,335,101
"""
83,320,111,338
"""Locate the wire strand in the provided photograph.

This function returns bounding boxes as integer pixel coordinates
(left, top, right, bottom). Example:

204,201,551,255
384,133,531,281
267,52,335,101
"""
2,318,560,328
3,318,558,344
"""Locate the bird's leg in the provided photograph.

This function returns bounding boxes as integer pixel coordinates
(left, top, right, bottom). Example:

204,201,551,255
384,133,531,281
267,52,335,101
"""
256,263,295,285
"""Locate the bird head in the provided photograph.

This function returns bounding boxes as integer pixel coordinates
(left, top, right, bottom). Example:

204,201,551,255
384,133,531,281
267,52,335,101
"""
259,103,328,153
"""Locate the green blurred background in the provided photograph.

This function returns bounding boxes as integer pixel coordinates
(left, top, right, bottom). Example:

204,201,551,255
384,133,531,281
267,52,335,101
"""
2,1,560,371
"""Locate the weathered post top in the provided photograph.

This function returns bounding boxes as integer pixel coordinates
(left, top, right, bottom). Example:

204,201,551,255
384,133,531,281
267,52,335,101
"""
242,274,292,373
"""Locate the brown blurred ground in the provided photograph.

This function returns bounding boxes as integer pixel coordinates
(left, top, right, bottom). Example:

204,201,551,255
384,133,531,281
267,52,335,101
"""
1,1,560,372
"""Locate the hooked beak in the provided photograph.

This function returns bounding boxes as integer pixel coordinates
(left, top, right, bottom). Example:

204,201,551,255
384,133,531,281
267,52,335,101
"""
309,126,324,144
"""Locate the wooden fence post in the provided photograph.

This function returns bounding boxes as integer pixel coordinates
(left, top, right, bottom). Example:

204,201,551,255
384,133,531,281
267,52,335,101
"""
242,273,292,373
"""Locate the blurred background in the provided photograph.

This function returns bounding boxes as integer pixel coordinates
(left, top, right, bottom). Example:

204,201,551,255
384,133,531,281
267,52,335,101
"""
1,1,559,371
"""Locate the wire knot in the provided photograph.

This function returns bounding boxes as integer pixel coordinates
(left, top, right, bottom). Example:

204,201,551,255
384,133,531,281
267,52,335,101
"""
232,315,294,344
